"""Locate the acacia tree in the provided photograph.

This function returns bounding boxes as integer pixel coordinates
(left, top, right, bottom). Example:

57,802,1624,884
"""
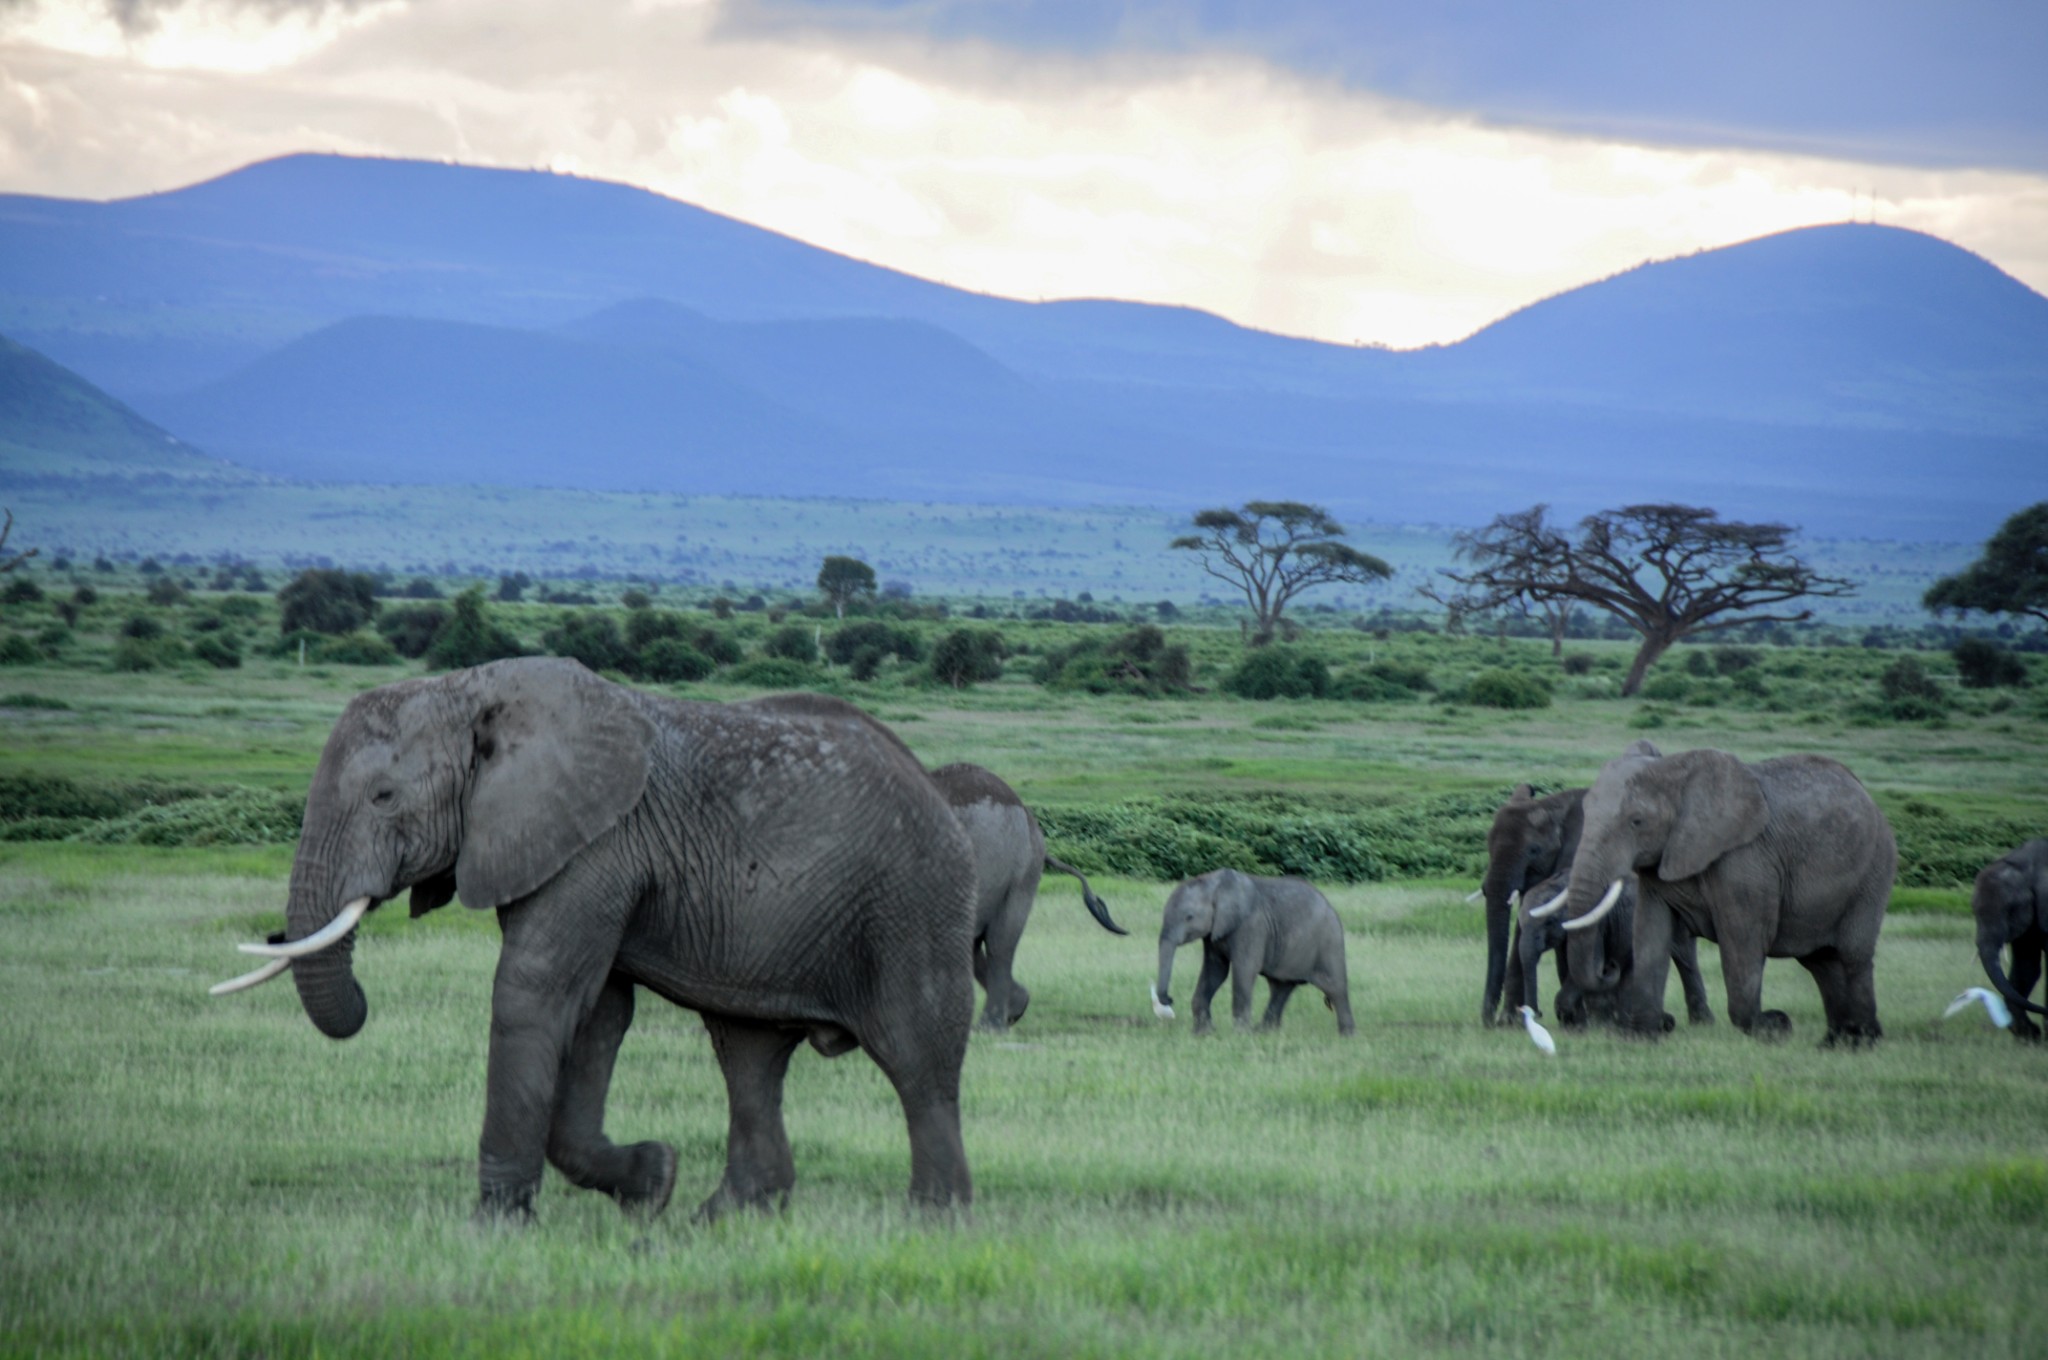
1923,502,2048,627
1430,504,1855,696
816,555,877,620
1171,501,1392,645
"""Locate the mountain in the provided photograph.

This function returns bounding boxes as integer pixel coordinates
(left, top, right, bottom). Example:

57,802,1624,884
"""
2,153,2044,539
0,333,241,479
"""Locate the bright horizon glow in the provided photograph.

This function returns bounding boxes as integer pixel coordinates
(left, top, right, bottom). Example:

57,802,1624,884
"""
1,0,2044,348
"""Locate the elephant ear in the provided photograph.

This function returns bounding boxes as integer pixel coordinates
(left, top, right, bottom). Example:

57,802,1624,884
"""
1658,749,1767,883
1510,783,1534,801
1207,870,1251,939
455,659,655,911
1621,738,1663,760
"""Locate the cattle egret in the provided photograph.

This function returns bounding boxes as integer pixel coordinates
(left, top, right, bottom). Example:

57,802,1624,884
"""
1149,984,1175,1020
1943,987,2013,1029
1519,1005,1557,1055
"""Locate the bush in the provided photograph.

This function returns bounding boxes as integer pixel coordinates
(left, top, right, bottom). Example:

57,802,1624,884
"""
1223,647,1330,700
217,594,264,621
1037,627,1189,696
1560,653,1595,675
378,604,449,659
692,628,745,668
190,634,242,669
70,585,98,608
146,577,188,607
826,621,924,666
847,646,886,682
120,614,165,641
543,611,631,673
619,589,652,610
1333,659,1434,702
1879,656,1946,718
112,635,188,671
400,577,443,600
0,633,41,665
638,638,717,683
725,657,826,689
1464,669,1552,710
763,625,819,663
3,578,43,605
1954,638,2028,689
277,569,380,636
1639,674,1692,702
624,609,685,650
314,631,400,666
426,589,526,670
929,628,1008,688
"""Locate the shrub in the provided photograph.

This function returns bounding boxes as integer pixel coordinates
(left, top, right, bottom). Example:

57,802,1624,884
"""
929,629,1008,688
400,577,443,600
112,635,188,671
1879,656,1946,718
625,609,686,650
725,657,826,689
692,628,745,667
71,585,98,608
426,589,526,670
0,692,69,710
826,621,925,666
1037,627,1189,696
763,625,819,663
619,589,652,610
1713,647,1761,675
1560,653,1595,675
847,646,886,682
145,577,188,607
1955,638,2028,689
638,638,717,683
3,578,43,605
277,569,379,636
190,634,242,669
1639,674,1692,702
0,633,41,665
1224,647,1330,700
1465,668,1552,710
314,631,400,666
119,614,165,641
543,611,631,673
217,594,264,621
377,604,449,659
1333,659,1434,702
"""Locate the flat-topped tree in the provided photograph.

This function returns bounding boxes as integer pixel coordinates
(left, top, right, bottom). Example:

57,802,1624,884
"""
817,555,876,620
1923,501,2048,628
1432,504,1855,696
1172,501,1391,646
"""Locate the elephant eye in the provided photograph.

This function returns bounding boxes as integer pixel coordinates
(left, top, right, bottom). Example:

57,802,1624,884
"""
371,787,397,807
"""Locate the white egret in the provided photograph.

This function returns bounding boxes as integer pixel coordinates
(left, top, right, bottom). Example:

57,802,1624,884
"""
1149,984,1175,1020
1943,987,2013,1029
1519,1005,1557,1055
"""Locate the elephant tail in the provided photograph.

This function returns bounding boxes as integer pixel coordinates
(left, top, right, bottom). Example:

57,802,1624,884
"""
1045,856,1127,936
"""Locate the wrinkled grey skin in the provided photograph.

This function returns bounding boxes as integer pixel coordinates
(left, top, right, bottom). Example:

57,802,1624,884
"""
1481,784,1585,1025
278,658,976,1224
1970,839,2048,1041
1154,868,1355,1035
927,763,1126,1031
1554,740,1894,1045
1515,871,1714,1029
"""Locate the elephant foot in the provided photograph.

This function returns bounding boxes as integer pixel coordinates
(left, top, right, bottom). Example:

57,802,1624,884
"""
2010,1016,2042,1043
1612,1011,1669,1040
1191,1020,1215,1037
1744,1009,1792,1041
1687,1005,1717,1026
692,1179,791,1224
472,1183,537,1229
612,1141,679,1220
1821,1020,1882,1050
975,1014,1010,1034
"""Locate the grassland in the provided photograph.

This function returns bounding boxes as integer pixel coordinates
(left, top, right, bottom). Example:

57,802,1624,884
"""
2,582,2046,1357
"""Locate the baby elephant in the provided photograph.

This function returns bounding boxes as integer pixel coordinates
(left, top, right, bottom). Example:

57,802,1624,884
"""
1152,868,1354,1035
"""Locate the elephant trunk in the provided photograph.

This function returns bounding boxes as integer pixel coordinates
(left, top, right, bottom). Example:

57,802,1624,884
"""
1154,932,1183,1010
1519,920,1548,1018
1978,936,2048,1020
1480,862,1517,1022
1562,873,1626,995
285,859,369,1040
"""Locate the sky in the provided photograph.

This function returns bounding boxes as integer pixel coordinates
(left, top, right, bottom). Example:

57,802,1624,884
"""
1,0,2044,348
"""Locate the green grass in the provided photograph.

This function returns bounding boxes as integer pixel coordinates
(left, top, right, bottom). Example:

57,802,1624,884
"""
2,854,2044,1358
4,607,2048,1356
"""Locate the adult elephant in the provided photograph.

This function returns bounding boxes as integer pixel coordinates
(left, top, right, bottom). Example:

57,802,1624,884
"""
1539,740,1893,1044
926,763,1126,1031
1516,871,1714,1029
214,658,977,1224
1478,784,1585,1026
1969,838,2048,1040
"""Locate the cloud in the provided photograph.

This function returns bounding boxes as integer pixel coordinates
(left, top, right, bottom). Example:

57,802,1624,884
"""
1,0,2044,347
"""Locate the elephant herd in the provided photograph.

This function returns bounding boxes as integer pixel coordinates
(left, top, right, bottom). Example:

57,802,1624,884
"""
210,658,2046,1228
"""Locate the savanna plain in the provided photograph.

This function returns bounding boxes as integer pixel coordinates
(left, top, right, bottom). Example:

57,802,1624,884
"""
2,581,2045,1359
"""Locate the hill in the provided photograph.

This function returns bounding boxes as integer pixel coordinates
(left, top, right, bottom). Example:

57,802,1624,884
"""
1,154,2043,538
0,333,243,480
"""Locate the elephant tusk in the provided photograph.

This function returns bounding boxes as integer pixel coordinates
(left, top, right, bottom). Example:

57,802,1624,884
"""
237,897,371,959
1508,890,1521,910
1561,880,1625,932
1464,887,1484,903
208,956,291,996
1527,890,1568,920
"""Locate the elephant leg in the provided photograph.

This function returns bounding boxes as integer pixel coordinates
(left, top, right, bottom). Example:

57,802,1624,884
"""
1229,959,1260,1032
1191,947,1230,1036
544,972,678,1217
1716,936,1787,1040
1260,980,1298,1030
2010,937,2044,1042
860,1023,972,1212
1319,969,1356,1037
1490,915,1520,1026
475,901,627,1223
976,889,1032,1032
1616,895,1678,1037
1670,928,1716,1025
695,1015,804,1222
